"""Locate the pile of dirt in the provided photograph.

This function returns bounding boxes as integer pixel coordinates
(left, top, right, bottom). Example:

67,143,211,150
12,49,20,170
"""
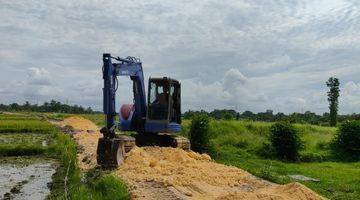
216,182,324,200
56,116,325,200
117,147,324,200
60,116,99,131
56,116,100,170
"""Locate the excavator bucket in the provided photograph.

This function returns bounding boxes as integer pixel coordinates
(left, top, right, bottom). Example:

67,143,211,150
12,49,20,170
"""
96,138,125,168
96,136,136,168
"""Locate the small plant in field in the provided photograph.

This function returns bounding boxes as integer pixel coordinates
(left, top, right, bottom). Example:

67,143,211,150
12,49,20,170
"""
189,114,211,154
258,162,280,183
270,121,303,161
331,120,360,161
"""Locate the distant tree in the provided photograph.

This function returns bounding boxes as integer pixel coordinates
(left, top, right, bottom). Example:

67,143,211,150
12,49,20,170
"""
241,111,254,119
209,109,237,120
326,77,340,126
0,100,95,114
236,113,240,120
223,113,233,120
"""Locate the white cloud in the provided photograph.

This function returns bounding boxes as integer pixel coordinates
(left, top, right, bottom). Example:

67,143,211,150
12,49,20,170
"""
223,68,247,90
0,0,360,114
27,67,51,86
340,81,360,113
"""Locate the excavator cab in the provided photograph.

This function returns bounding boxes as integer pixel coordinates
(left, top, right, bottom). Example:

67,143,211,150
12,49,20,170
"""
147,77,181,124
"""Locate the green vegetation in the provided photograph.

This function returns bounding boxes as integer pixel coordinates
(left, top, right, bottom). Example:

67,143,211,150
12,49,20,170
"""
0,100,95,114
0,113,129,199
189,114,211,154
270,122,303,161
326,77,340,126
71,174,129,200
81,113,106,127
331,120,360,161
183,108,360,126
182,119,360,199
0,119,55,133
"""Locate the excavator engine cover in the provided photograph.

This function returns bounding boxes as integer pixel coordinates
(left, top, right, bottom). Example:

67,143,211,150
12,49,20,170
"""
96,138,125,168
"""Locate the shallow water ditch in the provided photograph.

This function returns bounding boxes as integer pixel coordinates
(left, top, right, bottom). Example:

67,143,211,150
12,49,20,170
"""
0,157,57,200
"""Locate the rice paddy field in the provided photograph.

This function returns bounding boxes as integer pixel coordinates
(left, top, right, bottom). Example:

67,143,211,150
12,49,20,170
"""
0,112,129,200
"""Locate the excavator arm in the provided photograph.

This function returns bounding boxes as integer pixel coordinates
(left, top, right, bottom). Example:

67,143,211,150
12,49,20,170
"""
101,53,147,138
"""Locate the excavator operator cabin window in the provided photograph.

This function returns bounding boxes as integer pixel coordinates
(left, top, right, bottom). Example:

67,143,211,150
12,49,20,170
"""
148,80,169,120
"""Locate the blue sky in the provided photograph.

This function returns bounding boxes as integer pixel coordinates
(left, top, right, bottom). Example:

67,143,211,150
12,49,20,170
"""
0,0,359,114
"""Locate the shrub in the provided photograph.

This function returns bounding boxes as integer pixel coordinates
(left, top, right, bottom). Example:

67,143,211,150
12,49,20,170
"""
299,152,326,162
189,114,211,154
331,120,360,160
270,121,303,161
255,142,275,159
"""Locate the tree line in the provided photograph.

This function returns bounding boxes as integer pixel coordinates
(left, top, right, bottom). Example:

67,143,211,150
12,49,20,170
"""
184,77,347,127
0,100,95,114
183,109,360,126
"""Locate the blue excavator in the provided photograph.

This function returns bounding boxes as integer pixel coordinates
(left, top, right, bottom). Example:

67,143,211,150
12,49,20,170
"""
97,53,190,168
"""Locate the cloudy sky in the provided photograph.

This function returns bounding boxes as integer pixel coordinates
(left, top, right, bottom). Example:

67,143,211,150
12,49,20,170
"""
1,0,360,114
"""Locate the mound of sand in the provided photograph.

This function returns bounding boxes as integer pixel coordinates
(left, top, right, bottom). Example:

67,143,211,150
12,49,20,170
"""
56,116,100,170
216,182,324,200
117,147,325,200
55,116,325,200
60,116,99,131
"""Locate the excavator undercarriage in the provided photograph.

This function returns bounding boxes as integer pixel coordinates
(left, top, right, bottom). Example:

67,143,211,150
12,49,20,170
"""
97,134,190,168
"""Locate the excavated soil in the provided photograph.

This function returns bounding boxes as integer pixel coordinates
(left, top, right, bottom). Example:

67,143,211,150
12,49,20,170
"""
56,116,100,171
57,116,326,200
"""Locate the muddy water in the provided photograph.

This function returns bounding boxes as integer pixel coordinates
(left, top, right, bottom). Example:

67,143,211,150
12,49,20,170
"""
0,159,56,200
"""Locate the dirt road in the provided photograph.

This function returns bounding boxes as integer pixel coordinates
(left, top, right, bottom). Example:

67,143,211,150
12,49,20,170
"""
58,116,325,200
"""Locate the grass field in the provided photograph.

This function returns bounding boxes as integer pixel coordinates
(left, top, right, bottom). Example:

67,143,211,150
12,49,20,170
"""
78,114,359,199
182,120,360,200
0,113,129,200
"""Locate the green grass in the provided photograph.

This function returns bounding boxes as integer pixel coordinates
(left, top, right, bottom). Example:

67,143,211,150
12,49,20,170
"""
0,113,129,199
0,133,50,144
182,119,359,200
44,113,74,121
80,114,105,127
71,174,129,200
0,119,56,133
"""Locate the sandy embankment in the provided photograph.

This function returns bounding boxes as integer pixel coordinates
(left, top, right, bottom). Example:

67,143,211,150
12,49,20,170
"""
58,116,326,200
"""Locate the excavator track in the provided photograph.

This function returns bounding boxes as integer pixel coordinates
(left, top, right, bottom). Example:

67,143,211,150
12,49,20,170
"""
97,134,190,168
135,133,190,151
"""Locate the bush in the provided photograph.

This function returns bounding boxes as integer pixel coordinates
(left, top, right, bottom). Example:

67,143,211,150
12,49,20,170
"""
255,142,275,159
331,120,360,160
270,121,303,161
189,114,211,154
299,152,327,162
